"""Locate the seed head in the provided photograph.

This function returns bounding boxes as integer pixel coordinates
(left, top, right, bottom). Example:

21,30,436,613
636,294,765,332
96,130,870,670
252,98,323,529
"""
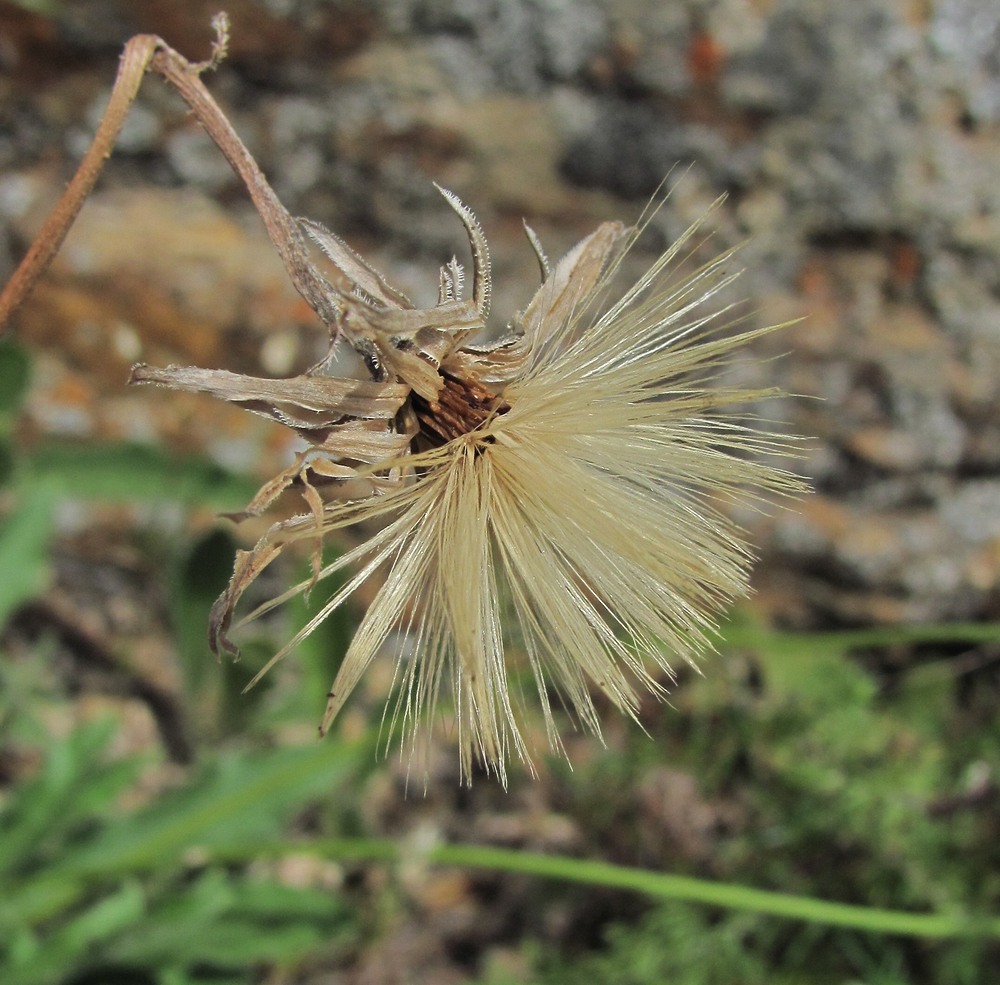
134,188,803,785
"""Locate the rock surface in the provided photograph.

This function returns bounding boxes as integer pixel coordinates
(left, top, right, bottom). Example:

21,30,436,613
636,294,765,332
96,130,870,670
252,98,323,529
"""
2,0,999,626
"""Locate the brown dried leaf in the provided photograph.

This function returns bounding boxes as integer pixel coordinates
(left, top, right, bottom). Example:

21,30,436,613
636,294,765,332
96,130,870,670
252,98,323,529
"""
210,543,284,658
129,364,408,420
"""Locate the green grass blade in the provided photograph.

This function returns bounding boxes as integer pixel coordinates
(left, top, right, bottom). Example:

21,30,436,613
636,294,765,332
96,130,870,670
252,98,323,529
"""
2,739,364,928
217,838,1000,941
721,616,1000,655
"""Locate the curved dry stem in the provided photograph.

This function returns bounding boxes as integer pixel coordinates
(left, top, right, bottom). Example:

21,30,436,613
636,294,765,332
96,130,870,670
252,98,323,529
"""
146,44,348,332
0,17,348,342
0,34,158,330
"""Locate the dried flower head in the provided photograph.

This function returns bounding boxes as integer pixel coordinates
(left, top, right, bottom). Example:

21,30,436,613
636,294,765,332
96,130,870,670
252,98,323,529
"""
0,24,802,785
134,186,800,783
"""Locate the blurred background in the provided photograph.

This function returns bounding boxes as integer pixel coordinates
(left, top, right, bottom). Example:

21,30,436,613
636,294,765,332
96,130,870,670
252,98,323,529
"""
1,1,999,983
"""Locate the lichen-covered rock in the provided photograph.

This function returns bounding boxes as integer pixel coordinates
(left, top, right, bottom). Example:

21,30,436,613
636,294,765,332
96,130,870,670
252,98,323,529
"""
3,0,1000,626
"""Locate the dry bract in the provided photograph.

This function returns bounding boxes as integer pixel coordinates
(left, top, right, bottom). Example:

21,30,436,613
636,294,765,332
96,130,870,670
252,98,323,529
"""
0,18,803,784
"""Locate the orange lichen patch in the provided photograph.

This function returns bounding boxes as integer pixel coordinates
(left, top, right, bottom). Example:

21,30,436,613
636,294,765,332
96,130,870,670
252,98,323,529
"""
966,541,1000,591
687,30,725,86
865,303,944,357
15,274,227,377
889,240,922,290
841,513,901,563
865,595,913,624
846,426,920,470
262,422,302,458
249,282,317,339
794,494,853,542
898,0,932,30
12,186,303,368
48,371,96,410
15,284,126,381
796,255,832,300
792,258,843,349
948,361,996,408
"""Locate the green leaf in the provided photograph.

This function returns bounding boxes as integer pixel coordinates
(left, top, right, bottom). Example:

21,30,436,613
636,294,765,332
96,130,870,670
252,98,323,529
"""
227,879,346,920
290,562,354,715
0,442,15,489
90,869,352,974
0,718,119,879
80,742,361,873
54,880,147,954
0,338,31,415
27,442,258,508
117,911,323,968
0,486,54,626
169,528,238,700
2,738,364,928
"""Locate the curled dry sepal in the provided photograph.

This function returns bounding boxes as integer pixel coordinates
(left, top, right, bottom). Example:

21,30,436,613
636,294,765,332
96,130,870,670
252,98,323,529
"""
0,18,804,785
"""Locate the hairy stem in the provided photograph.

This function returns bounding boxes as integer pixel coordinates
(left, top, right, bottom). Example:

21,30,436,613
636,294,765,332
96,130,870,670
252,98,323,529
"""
146,44,349,328
0,34,157,329
0,19,348,338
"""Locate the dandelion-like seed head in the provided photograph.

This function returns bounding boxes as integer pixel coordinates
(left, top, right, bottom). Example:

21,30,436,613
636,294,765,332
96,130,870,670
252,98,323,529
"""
133,186,803,785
